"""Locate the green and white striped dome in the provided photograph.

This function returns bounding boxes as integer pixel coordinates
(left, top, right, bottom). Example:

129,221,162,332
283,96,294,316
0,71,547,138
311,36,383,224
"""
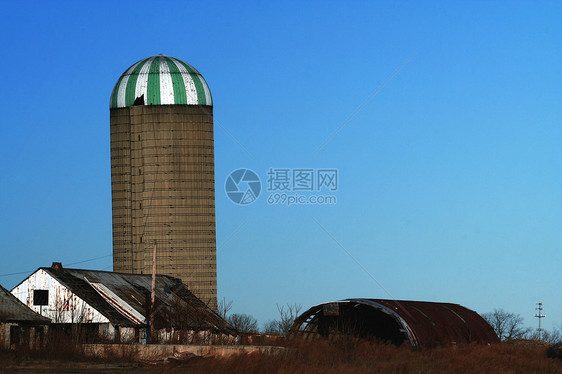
110,55,212,108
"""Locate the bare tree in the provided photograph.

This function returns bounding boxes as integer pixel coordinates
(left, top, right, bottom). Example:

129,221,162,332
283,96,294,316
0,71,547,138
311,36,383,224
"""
227,313,259,333
482,309,532,341
546,324,562,344
262,320,282,335
217,297,233,320
276,303,302,337
527,323,562,343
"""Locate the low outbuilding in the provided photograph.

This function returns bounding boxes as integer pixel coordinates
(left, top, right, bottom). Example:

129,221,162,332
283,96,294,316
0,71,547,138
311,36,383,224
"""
1,284,50,349
292,298,499,347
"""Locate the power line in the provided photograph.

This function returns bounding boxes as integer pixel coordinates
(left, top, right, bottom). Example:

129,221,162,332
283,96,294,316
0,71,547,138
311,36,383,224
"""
66,254,112,266
0,269,38,278
0,254,112,278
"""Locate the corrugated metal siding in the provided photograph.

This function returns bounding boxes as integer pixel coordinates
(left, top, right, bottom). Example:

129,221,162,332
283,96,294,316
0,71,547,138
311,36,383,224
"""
87,282,145,325
63,268,225,331
362,299,499,346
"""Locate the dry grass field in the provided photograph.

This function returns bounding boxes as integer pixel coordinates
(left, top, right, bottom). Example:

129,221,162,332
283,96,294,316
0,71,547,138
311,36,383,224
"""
1,338,561,374
168,339,562,374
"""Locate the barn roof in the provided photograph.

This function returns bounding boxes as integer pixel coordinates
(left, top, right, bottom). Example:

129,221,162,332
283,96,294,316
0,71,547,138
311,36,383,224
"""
292,298,499,347
0,284,50,324
20,264,232,333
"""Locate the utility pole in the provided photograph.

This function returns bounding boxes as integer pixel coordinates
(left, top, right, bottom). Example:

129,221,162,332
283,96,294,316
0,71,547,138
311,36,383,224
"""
151,242,157,343
534,302,546,341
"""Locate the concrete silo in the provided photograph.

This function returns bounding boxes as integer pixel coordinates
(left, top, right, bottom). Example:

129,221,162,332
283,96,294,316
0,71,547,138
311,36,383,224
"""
109,54,216,309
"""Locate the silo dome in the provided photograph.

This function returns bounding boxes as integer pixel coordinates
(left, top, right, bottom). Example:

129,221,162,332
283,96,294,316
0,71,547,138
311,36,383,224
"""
110,54,212,108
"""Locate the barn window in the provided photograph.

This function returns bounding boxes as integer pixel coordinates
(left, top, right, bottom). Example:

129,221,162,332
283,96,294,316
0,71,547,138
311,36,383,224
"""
33,290,49,306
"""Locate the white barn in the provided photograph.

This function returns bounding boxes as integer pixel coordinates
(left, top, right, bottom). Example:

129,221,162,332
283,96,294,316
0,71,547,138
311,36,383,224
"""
11,262,232,343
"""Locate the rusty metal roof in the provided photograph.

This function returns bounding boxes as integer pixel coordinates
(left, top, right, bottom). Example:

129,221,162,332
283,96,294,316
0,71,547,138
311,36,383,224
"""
292,298,499,347
0,284,50,324
38,266,233,333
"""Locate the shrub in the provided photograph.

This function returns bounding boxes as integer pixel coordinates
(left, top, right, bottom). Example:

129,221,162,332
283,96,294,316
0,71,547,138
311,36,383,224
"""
546,343,562,361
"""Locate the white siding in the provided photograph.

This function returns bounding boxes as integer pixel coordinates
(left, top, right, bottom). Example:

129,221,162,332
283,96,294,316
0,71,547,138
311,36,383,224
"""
11,270,109,324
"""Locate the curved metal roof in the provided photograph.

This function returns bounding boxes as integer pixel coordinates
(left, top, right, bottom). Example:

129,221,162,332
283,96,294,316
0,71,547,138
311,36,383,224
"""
110,55,212,109
292,298,500,347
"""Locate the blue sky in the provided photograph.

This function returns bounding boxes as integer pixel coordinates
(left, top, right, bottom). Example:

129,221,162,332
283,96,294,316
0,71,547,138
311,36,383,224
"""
0,1,560,331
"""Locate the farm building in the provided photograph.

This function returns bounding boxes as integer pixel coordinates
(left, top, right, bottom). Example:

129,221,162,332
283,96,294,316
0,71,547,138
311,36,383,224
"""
110,55,218,310
292,298,500,347
10,263,233,343
1,284,49,349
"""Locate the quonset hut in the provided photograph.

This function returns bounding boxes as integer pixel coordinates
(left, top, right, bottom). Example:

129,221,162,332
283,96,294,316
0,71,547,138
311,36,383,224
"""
292,299,500,347
109,55,217,309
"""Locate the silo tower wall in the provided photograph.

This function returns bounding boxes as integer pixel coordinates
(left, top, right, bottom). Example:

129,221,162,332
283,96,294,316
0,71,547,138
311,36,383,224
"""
110,105,216,309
